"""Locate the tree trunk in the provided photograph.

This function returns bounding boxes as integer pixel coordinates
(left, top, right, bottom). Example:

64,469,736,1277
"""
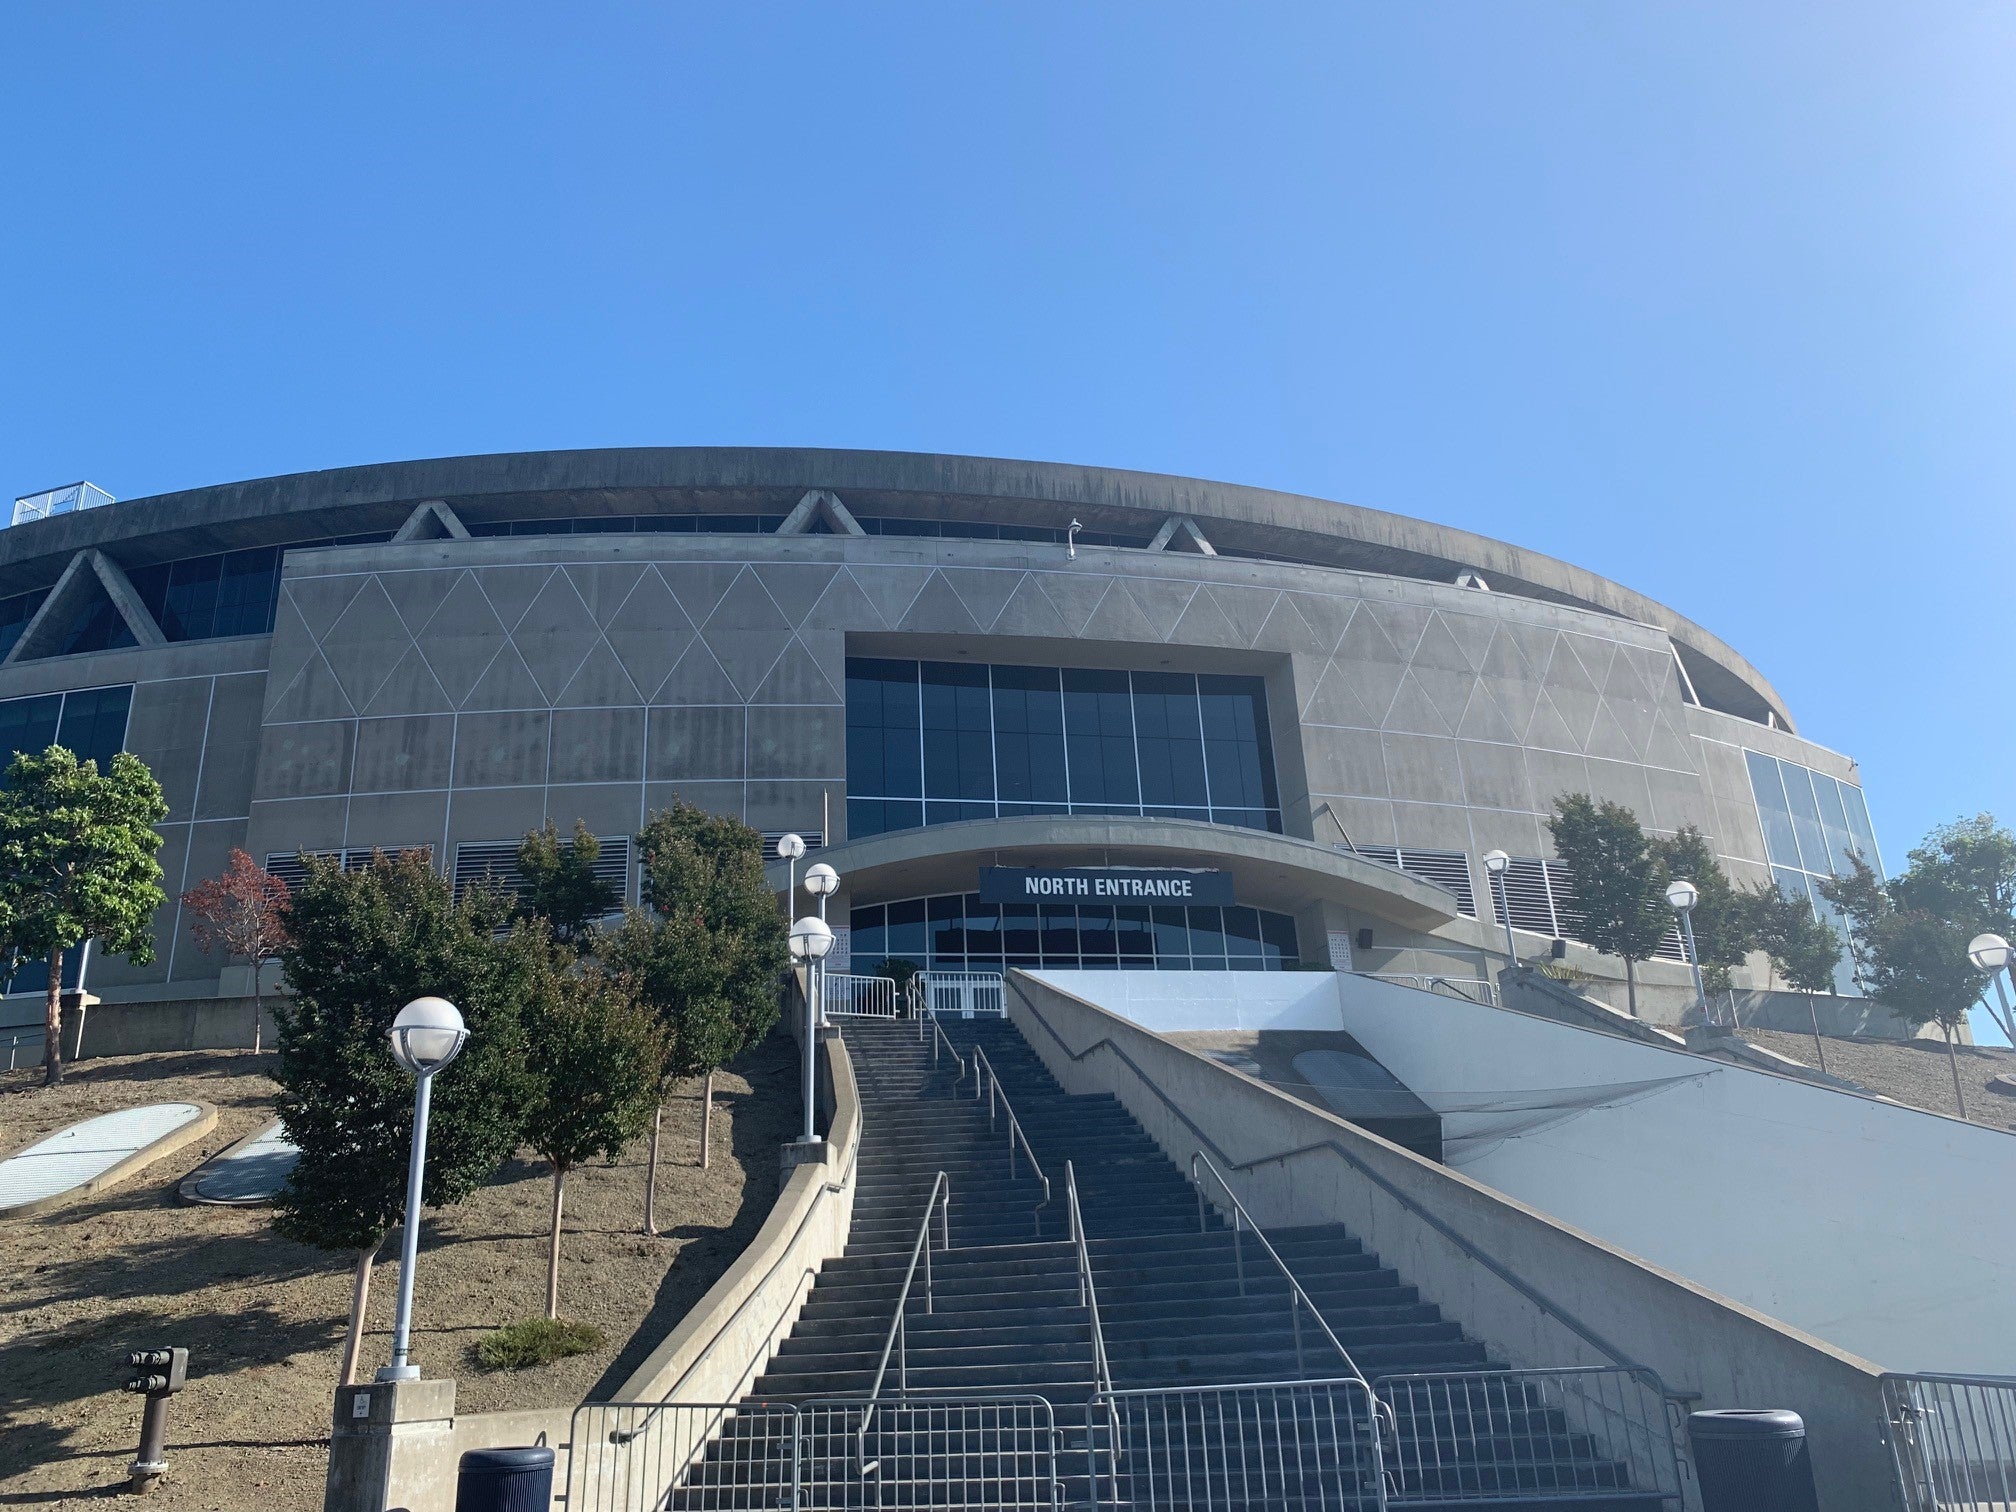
546,1165,567,1320
250,961,264,1056
1806,993,1828,1075
700,1070,714,1171
1945,1026,1970,1120
340,1242,379,1386
41,944,65,1087
1622,956,1638,1019
644,1105,662,1237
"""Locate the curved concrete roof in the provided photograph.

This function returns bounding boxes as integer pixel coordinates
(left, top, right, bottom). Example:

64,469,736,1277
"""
764,813,1465,932
0,447,1786,722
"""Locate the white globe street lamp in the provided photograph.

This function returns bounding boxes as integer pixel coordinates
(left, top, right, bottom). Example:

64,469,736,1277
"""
802,863,842,1027
777,832,806,912
788,916,835,1144
1665,880,1711,1026
377,996,468,1382
1482,850,1518,967
1968,933,2015,1041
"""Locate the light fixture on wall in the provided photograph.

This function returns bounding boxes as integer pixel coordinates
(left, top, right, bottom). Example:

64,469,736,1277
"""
1067,519,1083,559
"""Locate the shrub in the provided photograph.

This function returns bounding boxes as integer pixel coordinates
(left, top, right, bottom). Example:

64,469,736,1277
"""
476,1316,605,1370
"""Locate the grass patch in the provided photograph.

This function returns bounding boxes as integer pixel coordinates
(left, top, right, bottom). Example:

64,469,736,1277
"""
476,1317,605,1371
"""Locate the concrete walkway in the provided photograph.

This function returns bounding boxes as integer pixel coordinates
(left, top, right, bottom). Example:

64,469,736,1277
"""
0,1102,218,1218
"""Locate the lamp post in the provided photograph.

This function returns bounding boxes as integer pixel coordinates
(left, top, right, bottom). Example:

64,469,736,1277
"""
1666,879,1710,1026
788,917,834,1144
377,996,468,1382
777,833,806,915
1482,850,1517,967
1968,933,2014,1042
803,863,840,1026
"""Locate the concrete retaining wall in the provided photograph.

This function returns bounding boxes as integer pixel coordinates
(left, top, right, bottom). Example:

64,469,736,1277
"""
1006,970,1904,1512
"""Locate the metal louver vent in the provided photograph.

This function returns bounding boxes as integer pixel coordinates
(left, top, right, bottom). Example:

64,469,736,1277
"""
451,836,631,903
263,846,433,891
1346,845,1477,917
1488,855,1688,961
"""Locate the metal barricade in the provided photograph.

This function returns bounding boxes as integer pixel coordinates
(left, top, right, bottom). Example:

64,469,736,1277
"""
808,1396,1061,1510
824,974,900,1018
1886,1372,2016,1511
1094,1378,1388,1511
3,1026,44,1072
1371,1367,1683,1506
570,1395,1062,1510
922,971,1006,1018
568,1399,800,1512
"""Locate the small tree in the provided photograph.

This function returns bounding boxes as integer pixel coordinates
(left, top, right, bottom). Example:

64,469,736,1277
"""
872,957,923,1011
1547,794,1669,1018
272,850,537,1383
181,848,292,1053
603,801,786,1232
1649,826,1750,999
0,747,168,1086
1748,882,1845,1071
521,970,666,1317
516,820,619,946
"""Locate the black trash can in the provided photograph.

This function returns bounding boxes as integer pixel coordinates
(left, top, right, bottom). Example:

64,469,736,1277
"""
456,1445,555,1512
1688,1409,1818,1512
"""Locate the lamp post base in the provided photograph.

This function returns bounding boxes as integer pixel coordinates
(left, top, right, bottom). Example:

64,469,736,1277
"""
373,1364,421,1382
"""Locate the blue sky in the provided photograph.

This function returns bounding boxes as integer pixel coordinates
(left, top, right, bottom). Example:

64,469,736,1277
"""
4,7,2012,932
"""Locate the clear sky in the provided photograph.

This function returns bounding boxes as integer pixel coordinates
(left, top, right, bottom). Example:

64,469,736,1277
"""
4,6,2012,885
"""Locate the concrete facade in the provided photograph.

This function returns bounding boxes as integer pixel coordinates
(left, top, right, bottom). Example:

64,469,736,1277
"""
0,449,1876,1017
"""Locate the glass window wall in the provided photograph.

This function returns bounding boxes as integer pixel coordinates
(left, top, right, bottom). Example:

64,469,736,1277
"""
847,658,1281,838
1745,748,1884,996
851,892,1298,972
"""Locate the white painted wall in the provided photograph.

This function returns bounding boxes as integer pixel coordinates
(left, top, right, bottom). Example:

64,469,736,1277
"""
1039,967,2016,1374
1030,970,1343,1034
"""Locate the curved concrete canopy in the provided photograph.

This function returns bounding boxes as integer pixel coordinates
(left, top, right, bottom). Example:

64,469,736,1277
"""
765,814,1463,932
0,447,1786,724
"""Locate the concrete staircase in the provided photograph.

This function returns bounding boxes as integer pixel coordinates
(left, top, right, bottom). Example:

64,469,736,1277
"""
666,1014,1667,1510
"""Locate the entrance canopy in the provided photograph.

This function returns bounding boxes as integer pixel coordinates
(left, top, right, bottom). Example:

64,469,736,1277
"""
765,813,1464,931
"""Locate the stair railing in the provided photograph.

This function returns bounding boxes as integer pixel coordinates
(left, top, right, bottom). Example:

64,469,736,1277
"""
1066,1159,1126,1502
914,991,967,1076
969,1043,1051,1236
857,1170,952,1477
1189,1149,1368,1386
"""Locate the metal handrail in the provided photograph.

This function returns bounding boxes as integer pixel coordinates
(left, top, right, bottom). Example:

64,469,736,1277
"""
914,992,967,1075
970,1043,1051,1235
1189,1150,1367,1385
857,1171,952,1475
1005,974,1656,1383
1065,1161,1115,1399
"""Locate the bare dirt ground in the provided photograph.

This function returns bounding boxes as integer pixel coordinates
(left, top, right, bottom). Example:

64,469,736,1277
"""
1737,1027,2016,1130
0,1032,797,1510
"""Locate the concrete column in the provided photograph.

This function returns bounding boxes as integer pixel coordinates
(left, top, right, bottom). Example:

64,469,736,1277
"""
324,1378,457,1512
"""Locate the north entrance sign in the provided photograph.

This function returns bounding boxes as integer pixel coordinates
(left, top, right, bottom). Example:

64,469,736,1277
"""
977,866,1235,906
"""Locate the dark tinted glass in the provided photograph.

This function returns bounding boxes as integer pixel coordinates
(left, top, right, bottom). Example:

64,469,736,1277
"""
921,662,993,800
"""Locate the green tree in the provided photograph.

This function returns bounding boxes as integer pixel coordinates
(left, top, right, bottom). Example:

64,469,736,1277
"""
271,850,538,1384
1748,882,1845,1072
1820,851,1986,1118
516,819,619,945
0,747,168,1086
602,800,786,1232
871,956,923,1011
1547,794,1670,1018
521,970,666,1317
1649,826,1750,998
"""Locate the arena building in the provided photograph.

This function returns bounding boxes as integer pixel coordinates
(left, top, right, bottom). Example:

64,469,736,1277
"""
0,448,1882,1031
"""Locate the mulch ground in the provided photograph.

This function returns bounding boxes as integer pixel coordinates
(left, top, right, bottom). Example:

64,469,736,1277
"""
0,1032,797,1510
1737,1026,2016,1130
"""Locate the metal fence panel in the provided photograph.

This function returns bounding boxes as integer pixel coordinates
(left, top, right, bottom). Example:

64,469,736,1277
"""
923,971,1007,1018
1371,1367,1681,1506
569,1397,1060,1512
569,1400,802,1512
825,974,899,1018
1886,1373,2016,1512
1095,1378,1388,1512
